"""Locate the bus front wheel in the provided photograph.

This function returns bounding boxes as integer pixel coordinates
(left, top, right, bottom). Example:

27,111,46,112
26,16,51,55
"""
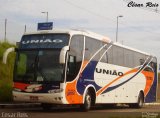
80,91,92,111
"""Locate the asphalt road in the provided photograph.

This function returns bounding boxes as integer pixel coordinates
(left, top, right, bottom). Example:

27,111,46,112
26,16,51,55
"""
0,105,160,118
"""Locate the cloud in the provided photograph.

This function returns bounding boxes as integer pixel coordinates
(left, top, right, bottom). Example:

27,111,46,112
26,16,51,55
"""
0,0,160,60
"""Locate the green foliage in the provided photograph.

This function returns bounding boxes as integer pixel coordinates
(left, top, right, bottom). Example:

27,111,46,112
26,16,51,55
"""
0,41,16,102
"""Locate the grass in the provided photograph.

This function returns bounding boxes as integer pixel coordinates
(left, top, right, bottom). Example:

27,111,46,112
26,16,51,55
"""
0,41,16,102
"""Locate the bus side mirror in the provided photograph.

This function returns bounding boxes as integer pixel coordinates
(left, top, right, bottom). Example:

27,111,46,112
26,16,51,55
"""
3,47,15,64
59,46,69,64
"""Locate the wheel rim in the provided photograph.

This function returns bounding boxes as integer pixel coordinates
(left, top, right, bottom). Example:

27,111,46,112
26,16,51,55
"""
139,97,143,107
86,94,91,109
138,94,143,107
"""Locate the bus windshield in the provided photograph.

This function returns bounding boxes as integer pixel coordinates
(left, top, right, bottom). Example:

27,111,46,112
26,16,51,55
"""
14,50,64,83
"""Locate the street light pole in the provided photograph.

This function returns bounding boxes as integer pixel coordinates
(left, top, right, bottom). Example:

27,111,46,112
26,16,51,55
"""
4,19,7,42
24,25,26,33
116,15,123,42
41,12,48,22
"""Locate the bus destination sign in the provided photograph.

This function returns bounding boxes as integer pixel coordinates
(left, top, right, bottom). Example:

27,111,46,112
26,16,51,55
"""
37,22,53,30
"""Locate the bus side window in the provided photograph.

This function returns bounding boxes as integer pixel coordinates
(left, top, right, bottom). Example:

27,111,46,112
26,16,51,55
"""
140,59,145,65
66,35,84,82
147,61,157,72
67,55,77,81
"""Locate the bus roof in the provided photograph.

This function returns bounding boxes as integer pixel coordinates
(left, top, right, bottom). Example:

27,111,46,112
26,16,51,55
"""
23,29,152,57
24,29,111,43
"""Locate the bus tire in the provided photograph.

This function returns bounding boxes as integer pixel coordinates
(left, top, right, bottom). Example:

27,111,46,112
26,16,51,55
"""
80,90,92,111
129,92,144,108
0,105,5,108
136,92,144,108
41,103,52,111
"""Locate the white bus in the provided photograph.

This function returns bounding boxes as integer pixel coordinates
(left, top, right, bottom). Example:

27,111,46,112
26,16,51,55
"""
6,29,157,111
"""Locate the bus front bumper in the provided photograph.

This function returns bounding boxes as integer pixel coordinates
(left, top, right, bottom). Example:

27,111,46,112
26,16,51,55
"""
13,91,67,104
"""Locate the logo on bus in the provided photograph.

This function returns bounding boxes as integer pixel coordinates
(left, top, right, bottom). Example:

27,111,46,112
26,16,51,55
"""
21,39,63,44
96,68,124,76
67,90,75,96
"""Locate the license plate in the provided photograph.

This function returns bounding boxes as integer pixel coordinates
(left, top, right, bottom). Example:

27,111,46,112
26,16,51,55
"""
30,96,38,101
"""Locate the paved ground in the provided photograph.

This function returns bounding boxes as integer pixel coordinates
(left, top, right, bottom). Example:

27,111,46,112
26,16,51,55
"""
0,105,160,118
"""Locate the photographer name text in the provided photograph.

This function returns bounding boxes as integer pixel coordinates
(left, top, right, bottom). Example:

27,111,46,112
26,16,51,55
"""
128,1,159,8
1,112,28,118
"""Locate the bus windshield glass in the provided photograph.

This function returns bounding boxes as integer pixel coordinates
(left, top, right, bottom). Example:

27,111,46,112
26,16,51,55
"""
14,50,64,83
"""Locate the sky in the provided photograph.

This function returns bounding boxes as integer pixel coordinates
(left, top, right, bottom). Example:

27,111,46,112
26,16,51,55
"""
0,0,160,61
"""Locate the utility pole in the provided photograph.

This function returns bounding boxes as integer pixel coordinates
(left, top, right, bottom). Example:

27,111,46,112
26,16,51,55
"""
24,25,26,33
4,19,7,42
116,15,123,42
41,12,48,22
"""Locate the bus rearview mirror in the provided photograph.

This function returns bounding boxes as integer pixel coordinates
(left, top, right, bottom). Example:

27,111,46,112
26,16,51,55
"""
3,47,15,64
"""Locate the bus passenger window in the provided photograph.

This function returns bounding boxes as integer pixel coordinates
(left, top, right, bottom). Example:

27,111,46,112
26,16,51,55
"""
140,59,145,65
149,62,157,71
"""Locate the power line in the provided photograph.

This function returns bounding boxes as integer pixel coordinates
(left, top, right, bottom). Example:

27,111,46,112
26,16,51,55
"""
92,0,160,36
121,0,160,35
63,0,160,37
63,0,115,24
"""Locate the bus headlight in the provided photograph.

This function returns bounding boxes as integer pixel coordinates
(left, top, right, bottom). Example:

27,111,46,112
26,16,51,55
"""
13,88,22,92
48,88,63,93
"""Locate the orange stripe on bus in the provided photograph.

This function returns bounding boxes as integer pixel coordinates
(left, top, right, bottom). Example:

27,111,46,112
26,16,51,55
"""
102,37,111,43
65,80,83,104
142,71,154,96
65,60,89,104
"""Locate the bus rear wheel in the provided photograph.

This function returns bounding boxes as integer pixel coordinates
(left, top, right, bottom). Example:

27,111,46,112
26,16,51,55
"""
129,92,144,108
136,92,144,108
80,91,92,111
